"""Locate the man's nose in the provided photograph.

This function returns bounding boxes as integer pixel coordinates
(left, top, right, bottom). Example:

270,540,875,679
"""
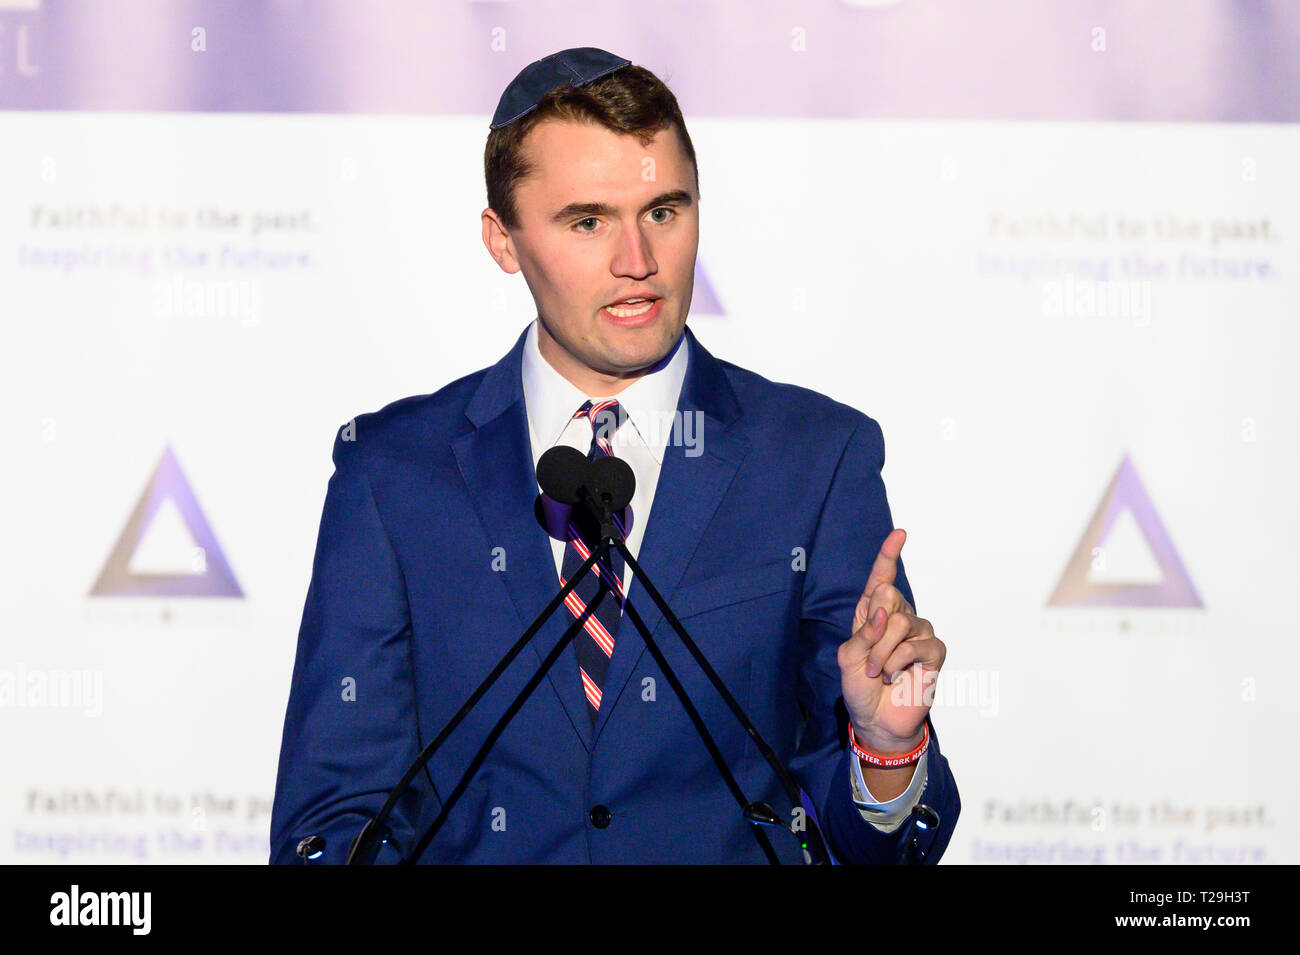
611,221,657,278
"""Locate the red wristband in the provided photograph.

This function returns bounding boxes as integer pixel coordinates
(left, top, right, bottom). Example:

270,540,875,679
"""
848,720,929,768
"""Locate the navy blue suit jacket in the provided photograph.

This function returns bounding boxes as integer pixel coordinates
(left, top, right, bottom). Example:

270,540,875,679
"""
269,325,960,864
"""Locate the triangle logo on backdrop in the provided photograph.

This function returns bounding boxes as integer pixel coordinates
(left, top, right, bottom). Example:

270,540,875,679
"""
1048,453,1202,608
90,444,243,598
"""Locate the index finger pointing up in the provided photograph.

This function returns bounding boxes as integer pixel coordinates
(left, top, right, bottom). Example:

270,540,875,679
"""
862,527,906,600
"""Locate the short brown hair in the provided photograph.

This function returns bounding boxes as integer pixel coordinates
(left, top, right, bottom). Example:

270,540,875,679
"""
484,64,700,231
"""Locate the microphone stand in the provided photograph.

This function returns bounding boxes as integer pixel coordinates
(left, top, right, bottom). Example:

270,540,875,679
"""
900,803,941,864
347,481,832,865
345,542,606,865
616,541,832,866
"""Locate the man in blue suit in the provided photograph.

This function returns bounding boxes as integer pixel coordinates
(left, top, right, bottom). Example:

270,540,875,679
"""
270,48,959,864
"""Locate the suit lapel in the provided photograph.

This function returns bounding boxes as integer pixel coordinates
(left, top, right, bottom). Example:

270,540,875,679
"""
451,328,594,750
593,326,752,740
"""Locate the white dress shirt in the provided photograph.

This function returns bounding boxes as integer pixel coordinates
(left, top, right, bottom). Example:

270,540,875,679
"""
519,317,927,833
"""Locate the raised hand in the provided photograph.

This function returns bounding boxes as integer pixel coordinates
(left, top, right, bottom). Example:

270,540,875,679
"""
836,528,945,753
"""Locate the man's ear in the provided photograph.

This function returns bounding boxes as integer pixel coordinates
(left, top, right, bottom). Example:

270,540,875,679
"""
481,208,521,274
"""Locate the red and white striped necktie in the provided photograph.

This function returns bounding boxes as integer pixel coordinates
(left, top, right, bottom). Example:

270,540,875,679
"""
558,399,629,720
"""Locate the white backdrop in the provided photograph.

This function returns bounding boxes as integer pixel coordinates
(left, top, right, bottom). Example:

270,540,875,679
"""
1,110,1296,863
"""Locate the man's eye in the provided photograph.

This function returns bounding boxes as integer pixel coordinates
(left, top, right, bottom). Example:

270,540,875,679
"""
575,217,599,232
648,207,674,223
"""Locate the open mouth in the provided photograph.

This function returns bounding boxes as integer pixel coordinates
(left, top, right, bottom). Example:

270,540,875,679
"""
603,297,658,318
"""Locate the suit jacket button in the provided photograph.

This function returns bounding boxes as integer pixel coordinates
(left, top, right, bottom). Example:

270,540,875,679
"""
589,805,612,829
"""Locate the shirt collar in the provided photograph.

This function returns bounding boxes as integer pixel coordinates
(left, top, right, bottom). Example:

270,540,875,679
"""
521,317,689,466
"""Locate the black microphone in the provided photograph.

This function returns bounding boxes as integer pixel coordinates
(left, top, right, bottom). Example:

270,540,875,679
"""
537,445,635,534
589,454,634,512
536,445,588,505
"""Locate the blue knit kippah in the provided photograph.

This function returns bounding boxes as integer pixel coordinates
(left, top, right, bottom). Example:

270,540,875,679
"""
490,47,632,130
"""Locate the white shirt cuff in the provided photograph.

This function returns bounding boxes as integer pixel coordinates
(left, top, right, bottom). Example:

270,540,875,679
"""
848,747,928,834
